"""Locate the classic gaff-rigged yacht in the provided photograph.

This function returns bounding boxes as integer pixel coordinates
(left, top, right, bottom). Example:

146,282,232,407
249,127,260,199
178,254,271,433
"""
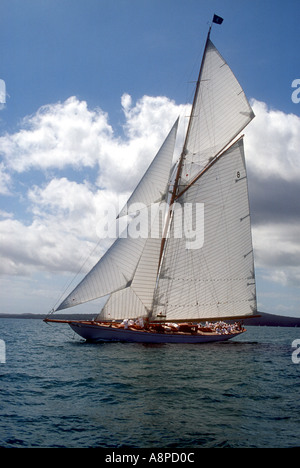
44,16,258,343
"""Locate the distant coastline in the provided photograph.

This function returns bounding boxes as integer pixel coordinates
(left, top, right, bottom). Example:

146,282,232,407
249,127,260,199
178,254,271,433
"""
0,313,95,320
243,311,300,327
1,311,300,327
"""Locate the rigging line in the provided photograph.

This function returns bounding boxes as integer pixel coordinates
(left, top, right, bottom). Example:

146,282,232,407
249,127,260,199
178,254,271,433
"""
44,317,77,341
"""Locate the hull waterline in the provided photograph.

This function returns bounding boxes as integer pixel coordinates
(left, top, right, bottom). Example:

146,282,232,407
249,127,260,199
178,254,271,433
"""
66,321,245,344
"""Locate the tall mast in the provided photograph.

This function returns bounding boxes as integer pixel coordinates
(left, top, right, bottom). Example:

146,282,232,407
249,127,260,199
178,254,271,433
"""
174,25,211,203
157,26,212,268
181,25,211,165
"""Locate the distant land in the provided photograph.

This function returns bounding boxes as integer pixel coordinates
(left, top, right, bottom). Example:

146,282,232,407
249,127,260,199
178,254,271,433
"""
243,311,300,327
0,311,300,327
0,313,95,321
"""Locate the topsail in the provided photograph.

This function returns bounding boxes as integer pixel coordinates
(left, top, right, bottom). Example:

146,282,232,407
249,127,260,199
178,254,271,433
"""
180,39,254,188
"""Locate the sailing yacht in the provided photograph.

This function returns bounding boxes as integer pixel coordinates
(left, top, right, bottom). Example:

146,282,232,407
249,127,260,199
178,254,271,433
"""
45,16,258,343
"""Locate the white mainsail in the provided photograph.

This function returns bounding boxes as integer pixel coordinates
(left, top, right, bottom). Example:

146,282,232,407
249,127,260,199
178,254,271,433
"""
55,31,257,324
152,138,256,322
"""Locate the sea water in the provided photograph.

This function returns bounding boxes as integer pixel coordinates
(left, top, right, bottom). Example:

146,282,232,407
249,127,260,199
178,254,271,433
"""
0,318,300,448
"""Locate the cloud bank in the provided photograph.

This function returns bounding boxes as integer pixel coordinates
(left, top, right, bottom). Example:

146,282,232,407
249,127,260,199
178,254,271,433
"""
245,100,300,293
0,94,299,313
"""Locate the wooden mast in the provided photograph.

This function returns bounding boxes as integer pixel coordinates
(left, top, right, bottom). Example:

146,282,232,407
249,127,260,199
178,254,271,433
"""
157,26,212,269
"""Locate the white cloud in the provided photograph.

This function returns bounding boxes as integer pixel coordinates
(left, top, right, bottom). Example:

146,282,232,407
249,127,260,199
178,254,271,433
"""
0,94,186,193
253,223,300,286
0,96,112,172
1,176,128,277
0,162,11,194
27,176,123,245
0,216,95,276
245,100,300,289
246,99,300,181
96,93,186,192
0,209,13,218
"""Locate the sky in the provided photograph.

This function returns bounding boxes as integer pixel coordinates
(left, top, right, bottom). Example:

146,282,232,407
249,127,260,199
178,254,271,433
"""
0,0,300,317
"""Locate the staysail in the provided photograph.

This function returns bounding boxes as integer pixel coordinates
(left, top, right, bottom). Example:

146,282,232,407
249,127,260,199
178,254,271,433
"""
118,118,179,217
97,211,165,321
56,119,178,311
